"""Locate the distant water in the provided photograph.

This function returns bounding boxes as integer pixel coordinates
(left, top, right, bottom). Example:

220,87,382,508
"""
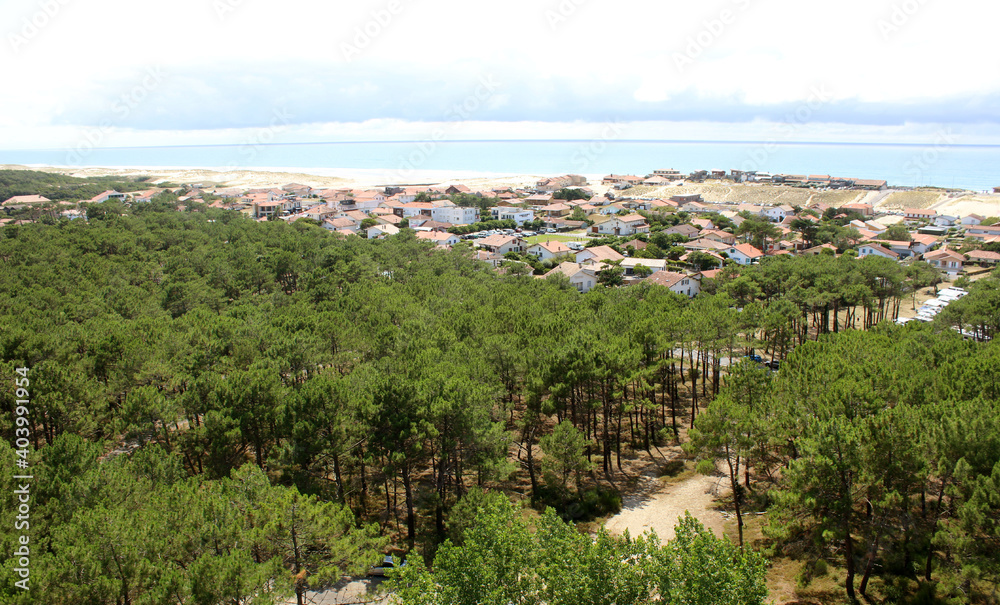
2,140,998,191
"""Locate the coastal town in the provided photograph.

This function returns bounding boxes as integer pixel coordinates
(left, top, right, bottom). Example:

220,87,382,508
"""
3,167,999,310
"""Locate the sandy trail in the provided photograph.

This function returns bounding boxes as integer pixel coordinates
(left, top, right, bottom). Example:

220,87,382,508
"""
604,470,728,542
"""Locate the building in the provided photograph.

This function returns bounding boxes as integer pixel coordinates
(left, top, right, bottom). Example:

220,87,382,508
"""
527,240,573,261
3,194,52,207
904,208,937,221
542,262,599,293
646,271,701,297
923,248,964,275
430,206,478,225
593,214,650,237
858,243,899,260
726,244,764,265
476,235,526,255
576,245,625,265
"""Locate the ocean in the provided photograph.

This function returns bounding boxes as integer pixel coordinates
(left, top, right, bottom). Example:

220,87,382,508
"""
2,140,998,191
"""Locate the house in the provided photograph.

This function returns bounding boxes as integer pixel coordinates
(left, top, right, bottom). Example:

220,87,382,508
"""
491,207,535,226
525,193,555,206
653,169,683,180
540,203,572,217
594,214,650,236
431,206,478,225
802,243,839,256
762,204,795,222
727,244,764,265
682,201,712,214
854,179,888,191
620,258,666,276
642,175,672,187
690,218,715,230
965,225,1000,241
923,249,964,275
873,240,914,258
475,250,505,267
2,195,51,207
966,250,1000,265
543,262,599,293
476,235,526,255
699,229,737,245
527,240,573,261
909,234,940,255
576,245,625,265
253,199,288,219
90,190,127,204
323,217,360,233
664,224,700,238
670,194,703,205
680,250,725,269
842,203,875,217
395,202,435,218
367,224,400,239
961,214,984,226
904,208,937,221
646,271,701,298
622,239,648,251
857,243,899,260
416,231,461,247
933,214,958,227
601,175,644,186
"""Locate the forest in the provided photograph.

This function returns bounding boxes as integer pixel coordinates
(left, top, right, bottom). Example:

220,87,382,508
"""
0,201,998,604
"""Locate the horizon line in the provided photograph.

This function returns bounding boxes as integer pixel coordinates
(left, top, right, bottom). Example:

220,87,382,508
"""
4,138,1000,153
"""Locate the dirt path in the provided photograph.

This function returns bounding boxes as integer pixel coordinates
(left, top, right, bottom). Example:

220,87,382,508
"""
604,470,728,542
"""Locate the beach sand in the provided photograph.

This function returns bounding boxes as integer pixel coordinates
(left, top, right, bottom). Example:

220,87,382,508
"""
6,164,1000,218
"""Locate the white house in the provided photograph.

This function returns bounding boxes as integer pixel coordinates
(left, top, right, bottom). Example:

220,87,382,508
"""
416,231,461,247
367,224,400,239
620,258,666,276
491,207,535,226
646,271,701,298
476,235,527,255
762,204,795,222
961,214,984,226
727,244,764,265
431,206,479,225
594,214,650,236
858,243,899,260
527,240,573,261
543,262,600,293
933,214,958,227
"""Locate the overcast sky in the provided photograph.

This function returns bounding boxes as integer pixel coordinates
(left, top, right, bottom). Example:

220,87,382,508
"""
2,0,999,150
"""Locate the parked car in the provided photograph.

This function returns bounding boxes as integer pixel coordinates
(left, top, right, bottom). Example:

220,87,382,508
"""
765,360,780,371
744,354,763,363
368,555,405,577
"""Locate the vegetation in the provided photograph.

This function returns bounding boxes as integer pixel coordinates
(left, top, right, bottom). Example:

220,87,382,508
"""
0,204,997,603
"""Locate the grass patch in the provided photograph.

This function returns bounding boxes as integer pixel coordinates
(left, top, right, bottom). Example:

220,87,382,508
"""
523,234,588,245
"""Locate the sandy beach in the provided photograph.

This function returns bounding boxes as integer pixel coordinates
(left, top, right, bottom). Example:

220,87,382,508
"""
6,164,1000,219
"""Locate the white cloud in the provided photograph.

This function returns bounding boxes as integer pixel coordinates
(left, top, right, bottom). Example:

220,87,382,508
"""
1,0,999,148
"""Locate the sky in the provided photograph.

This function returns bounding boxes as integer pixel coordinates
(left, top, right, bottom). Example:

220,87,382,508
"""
2,0,1000,151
